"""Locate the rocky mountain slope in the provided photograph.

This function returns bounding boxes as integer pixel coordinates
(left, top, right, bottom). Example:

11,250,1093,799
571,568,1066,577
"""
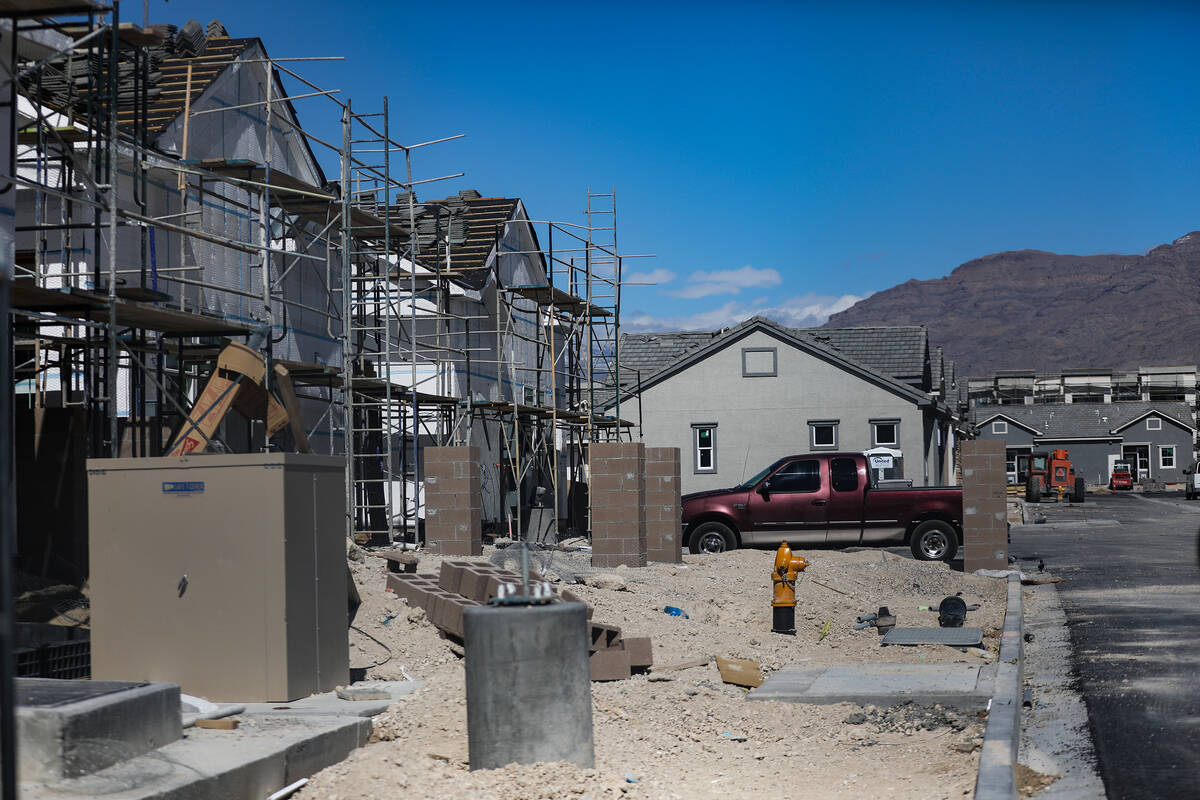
824,232,1200,377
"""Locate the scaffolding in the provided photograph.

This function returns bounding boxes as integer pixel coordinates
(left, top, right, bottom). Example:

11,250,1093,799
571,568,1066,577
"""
4,2,639,572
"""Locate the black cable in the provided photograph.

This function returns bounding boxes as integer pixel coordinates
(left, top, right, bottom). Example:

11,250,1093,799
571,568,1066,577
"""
349,624,393,668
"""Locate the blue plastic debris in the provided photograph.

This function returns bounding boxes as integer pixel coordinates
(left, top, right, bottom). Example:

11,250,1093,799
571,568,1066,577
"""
663,606,689,619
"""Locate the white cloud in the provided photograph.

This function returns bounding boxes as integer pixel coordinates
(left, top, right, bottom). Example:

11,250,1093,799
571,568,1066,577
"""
622,291,872,333
667,265,781,299
622,268,676,286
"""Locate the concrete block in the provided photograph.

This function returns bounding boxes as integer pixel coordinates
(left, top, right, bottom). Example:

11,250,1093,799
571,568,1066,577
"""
560,590,594,619
589,623,622,651
589,648,632,681
622,637,653,670
438,561,473,594
458,568,491,603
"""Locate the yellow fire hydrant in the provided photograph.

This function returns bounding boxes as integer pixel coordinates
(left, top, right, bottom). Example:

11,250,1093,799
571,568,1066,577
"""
771,541,809,635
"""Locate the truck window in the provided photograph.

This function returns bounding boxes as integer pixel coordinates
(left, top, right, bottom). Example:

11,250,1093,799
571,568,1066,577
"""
831,457,858,492
770,459,820,492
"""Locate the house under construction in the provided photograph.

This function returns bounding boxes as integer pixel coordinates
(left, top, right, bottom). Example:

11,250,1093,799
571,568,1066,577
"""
2,2,632,587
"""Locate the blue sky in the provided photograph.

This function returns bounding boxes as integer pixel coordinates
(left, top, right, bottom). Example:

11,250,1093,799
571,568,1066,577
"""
159,0,1200,331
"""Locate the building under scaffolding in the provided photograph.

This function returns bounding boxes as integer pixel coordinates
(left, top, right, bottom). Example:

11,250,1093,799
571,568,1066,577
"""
2,1,634,586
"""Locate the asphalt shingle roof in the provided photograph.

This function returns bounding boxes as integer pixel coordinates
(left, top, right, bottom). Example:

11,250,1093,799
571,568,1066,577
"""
618,318,929,389
971,402,1195,438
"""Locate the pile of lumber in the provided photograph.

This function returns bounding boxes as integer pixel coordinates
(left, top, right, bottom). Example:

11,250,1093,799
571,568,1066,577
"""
386,560,652,681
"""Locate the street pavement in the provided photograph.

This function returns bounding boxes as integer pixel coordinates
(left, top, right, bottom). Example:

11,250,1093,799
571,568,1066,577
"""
1011,492,1200,799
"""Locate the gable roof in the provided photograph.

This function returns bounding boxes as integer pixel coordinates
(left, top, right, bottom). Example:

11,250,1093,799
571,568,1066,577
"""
122,36,257,138
417,194,522,291
969,402,1195,439
973,412,1041,435
618,318,929,390
1111,408,1197,434
607,316,933,410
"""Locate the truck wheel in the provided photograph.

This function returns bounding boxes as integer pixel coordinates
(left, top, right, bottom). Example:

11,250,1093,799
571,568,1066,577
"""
909,520,958,562
1027,477,1042,503
688,521,736,555
1073,477,1085,503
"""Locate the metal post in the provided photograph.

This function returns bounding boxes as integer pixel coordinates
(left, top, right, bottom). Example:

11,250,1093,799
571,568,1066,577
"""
406,146,420,544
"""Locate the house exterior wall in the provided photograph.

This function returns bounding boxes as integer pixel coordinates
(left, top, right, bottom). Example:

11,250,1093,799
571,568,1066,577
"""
15,49,340,451
1039,440,1121,485
1113,415,1193,483
632,329,932,494
975,412,1194,485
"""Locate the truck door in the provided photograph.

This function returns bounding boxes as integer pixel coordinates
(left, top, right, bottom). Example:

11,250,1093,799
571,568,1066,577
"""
744,457,827,544
825,456,865,544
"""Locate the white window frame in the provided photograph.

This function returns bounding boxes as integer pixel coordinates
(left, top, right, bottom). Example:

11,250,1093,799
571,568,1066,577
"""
1160,445,1176,469
809,420,838,449
1147,417,1162,431
871,419,900,447
992,420,1008,435
692,423,717,474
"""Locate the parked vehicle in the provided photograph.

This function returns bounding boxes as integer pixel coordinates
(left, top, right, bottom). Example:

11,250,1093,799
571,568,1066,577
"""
1109,461,1134,491
1184,460,1200,500
1025,448,1085,503
681,452,963,561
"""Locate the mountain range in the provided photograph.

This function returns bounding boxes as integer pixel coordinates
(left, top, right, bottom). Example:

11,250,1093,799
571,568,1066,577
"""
823,231,1200,378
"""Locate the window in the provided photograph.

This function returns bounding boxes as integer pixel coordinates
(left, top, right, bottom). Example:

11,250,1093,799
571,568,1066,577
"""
831,457,859,492
741,347,778,377
769,459,820,492
809,420,838,449
692,424,717,473
871,419,899,447
1160,446,1176,469
1146,417,1162,431
992,421,1008,435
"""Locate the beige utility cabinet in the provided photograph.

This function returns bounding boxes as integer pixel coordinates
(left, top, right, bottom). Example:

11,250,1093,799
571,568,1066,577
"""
88,453,349,702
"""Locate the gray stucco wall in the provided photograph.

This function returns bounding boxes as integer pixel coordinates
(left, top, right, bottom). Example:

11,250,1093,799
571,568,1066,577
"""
1039,440,1120,485
1114,414,1194,483
631,329,932,494
974,418,1037,449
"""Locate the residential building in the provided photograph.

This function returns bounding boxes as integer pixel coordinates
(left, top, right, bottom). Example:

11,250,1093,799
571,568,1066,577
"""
971,402,1196,486
608,317,960,494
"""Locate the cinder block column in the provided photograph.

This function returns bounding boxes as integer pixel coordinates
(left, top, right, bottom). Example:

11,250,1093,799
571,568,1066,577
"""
644,447,682,563
589,442,646,569
961,439,1008,572
424,445,482,557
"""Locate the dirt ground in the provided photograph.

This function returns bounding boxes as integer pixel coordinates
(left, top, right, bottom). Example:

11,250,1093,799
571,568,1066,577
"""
298,544,1008,800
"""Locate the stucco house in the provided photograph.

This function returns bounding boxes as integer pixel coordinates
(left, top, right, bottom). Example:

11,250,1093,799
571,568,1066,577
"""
607,316,960,494
970,402,1196,486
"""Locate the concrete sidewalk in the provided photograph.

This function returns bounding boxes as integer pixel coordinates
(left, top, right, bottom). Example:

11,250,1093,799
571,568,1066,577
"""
748,662,995,709
20,681,422,800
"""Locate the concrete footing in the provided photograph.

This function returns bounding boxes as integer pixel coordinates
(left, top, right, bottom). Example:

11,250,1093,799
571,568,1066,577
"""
17,679,181,782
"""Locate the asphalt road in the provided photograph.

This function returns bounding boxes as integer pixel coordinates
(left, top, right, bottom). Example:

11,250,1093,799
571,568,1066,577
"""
1012,493,1200,799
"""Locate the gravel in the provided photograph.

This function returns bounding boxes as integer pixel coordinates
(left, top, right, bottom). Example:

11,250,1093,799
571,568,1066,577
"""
301,544,1007,799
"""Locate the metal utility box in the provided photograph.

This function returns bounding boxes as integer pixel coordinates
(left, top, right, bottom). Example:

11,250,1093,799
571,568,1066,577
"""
87,453,349,702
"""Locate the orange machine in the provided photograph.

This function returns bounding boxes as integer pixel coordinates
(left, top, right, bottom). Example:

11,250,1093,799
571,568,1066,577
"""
166,342,312,457
770,541,809,635
1025,448,1085,503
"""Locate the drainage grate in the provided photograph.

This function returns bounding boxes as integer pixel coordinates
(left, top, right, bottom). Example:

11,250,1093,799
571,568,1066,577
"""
881,627,984,647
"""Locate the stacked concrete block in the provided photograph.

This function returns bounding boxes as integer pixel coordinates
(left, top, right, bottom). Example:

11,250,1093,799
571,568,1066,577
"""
383,558,649,681
589,442,647,569
424,446,482,557
644,447,683,563
961,440,1009,572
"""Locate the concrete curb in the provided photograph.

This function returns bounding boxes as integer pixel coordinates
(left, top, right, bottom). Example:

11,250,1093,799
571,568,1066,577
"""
974,572,1023,800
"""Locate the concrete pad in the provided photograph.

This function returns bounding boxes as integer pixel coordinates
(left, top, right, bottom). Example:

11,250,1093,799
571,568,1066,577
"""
20,713,370,800
748,663,994,709
17,678,181,782
240,679,422,718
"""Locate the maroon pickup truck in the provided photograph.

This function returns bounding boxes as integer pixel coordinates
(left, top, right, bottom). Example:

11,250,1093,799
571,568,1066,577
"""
681,452,963,561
